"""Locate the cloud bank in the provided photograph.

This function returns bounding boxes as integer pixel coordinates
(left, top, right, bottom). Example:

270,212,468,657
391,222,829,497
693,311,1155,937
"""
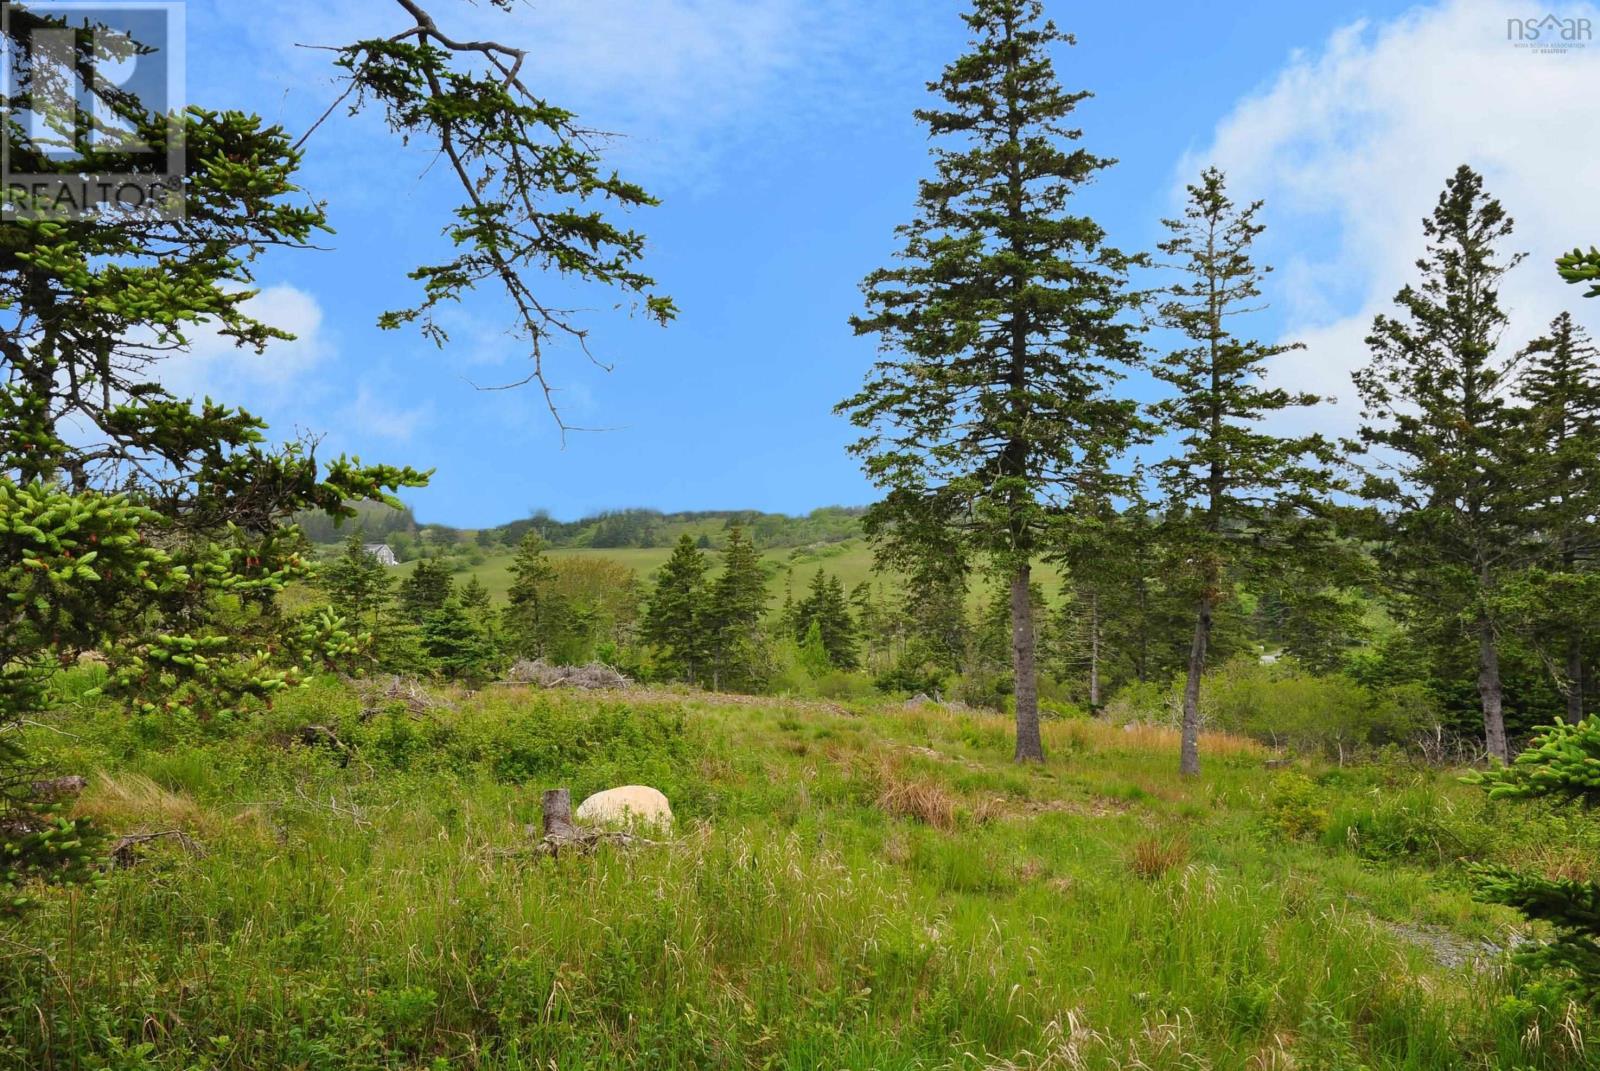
1190,0,1600,431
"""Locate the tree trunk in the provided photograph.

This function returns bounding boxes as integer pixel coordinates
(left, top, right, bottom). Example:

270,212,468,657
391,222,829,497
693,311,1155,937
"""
1566,633,1585,725
541,788,579,839
1011,563,1044,763
1477,615,1509,762
1180,595,1211,777
1088,590,1101,711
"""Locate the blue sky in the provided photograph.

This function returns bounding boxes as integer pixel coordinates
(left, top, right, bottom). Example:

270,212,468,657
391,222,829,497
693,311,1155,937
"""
168,0,1600,526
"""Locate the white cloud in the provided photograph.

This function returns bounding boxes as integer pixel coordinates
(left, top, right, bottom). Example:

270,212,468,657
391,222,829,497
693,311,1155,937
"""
1188,0,1600,432
156,283,331,406
205,0,937,190
339,385,431,443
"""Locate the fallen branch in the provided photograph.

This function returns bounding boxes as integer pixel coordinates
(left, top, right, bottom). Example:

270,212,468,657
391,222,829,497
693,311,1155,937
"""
29,775,87,802
107,829,202,869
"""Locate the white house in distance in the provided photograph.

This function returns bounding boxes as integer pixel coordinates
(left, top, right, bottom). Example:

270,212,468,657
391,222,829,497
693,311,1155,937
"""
363,543,399,567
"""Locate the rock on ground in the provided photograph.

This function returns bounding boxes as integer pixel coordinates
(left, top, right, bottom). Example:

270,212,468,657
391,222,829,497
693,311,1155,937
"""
575,785,672,830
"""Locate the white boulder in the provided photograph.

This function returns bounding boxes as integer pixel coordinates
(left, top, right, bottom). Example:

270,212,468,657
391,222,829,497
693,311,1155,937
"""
575,785,673,830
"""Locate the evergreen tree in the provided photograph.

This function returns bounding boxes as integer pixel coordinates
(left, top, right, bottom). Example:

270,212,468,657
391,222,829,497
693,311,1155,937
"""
1253,554,1370,676
421,599,495,684
880,560,970,697
1512,313,1600,722
706,526,769,691
460,575,494,620
1153,167,1341,774
642,536,710,684
0,28,423,904
1468,716,1600,1001
795,570,860,671
398,555,455,623
838,0,1143,762
458,575,499,656
321,532,397,631
1354,165,1527,762
502,532,570,660
850,581,895,675
797,620,833,678
1055,455,1141,709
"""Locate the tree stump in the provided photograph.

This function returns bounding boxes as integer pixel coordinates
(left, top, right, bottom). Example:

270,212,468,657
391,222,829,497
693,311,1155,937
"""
542,789,580,841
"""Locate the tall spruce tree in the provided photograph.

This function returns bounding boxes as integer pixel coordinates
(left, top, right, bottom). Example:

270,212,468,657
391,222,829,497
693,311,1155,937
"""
838,0,1142,762
642,535,710,684
1512,313,1600,722
705,526,769,691
1152,168,1340,776
1354,165,1526,762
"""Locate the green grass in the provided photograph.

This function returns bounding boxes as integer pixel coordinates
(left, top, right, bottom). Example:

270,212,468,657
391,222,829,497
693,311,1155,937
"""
399,538,1068,607
4,679,1594,1069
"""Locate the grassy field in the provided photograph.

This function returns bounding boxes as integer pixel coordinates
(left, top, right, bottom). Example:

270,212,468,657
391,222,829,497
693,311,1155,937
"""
4,677,1594,1069
397,538,1068,607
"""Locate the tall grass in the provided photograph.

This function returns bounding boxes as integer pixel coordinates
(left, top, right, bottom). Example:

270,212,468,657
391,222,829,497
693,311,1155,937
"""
0,678,1591,1069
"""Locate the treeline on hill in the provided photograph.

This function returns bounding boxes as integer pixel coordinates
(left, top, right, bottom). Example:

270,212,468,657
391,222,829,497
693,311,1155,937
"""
296,504,866,559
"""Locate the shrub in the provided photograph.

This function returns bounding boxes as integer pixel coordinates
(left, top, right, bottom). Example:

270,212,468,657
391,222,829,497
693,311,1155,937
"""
1264,772,1328,841
1466,716,1600,1004
1324,788,1487,865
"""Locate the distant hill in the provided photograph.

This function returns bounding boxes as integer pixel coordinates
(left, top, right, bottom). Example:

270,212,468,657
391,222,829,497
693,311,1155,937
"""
297,504,867,553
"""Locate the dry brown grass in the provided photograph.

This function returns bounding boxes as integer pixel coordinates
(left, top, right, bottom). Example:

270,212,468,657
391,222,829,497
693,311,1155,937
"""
72,771,205,830
1516,843,1600,883
1081,721,1267,759
881,704,1267,762
1127,832,1191,880
869,758,960,830
877,776,959,830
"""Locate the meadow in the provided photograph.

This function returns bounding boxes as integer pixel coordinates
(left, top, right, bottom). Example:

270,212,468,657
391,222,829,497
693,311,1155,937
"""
386,536,1069,609
4,674,1594,1070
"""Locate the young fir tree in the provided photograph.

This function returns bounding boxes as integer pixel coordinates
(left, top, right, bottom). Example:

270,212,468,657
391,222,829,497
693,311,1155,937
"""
321,532,398,632
838,0,1142,762
1354,165,1527,762
1252,550,1370,675
794,570,860,671
850,581,895,674
503,532,564,660
642,535,710,684
458,575,499,655
880,559,970,696
421,599,495,684
1511,313,1600,722
1152,168,1340,776
1467,716,1600,1002
398,555,455,623
705,526,769,691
